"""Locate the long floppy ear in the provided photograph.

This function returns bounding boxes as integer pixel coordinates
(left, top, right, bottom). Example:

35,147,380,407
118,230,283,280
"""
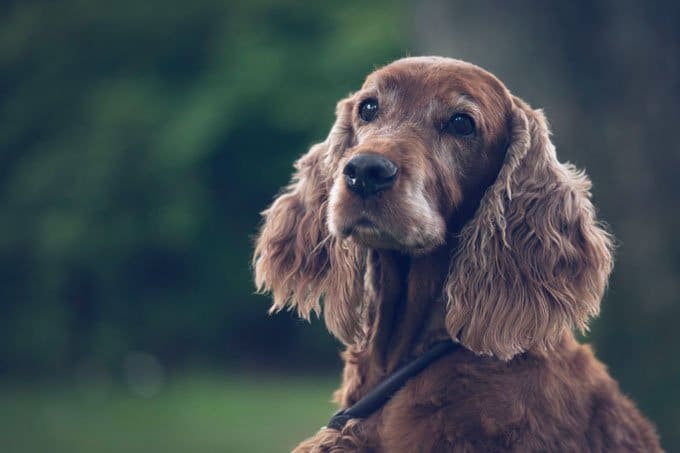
253,100,365,344
445,97,614,360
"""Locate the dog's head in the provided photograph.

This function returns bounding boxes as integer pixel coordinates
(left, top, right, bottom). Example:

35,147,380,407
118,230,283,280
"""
327,57,509,254
253,57,613,360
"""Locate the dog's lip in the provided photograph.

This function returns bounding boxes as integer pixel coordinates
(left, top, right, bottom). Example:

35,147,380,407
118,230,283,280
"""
338,215,437,254
340,216,376,236
354,217,374,227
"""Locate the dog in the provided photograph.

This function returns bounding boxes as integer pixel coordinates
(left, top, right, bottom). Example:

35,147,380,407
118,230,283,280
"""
253,56,661,452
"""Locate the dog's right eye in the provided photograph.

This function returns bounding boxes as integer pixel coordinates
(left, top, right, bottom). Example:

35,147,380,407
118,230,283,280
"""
359,98,379,122
443,113,476,136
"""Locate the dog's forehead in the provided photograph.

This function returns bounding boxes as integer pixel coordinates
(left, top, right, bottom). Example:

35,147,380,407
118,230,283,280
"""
362,57,509,110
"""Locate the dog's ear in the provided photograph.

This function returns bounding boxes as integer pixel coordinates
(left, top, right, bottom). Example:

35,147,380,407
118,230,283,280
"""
253,99,366,344
444,97,614,360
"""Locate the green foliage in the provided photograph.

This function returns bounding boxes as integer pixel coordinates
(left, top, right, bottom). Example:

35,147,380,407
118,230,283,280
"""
0,0,406,372
0,373,337,453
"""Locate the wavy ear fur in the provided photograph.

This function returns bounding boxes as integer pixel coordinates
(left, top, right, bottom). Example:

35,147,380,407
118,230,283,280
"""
445,97,614,360
253,100,365,344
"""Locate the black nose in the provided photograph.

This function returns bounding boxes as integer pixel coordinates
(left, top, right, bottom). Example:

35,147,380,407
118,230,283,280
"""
343,153,398,198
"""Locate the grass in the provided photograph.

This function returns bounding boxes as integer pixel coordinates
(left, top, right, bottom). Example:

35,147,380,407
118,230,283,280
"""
0,372,338,453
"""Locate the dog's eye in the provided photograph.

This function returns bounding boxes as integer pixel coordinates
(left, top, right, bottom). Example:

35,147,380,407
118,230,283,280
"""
444,113,475,136
358,98,379,122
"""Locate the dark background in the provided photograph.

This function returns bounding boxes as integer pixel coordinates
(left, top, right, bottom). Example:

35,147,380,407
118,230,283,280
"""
1,1,678,451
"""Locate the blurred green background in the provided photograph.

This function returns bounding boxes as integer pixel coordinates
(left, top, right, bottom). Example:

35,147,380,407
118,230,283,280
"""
1,0,678,451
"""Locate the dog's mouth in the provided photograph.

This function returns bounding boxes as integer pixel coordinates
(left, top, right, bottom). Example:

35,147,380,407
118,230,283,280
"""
340,215,433,253
328,179,446,254
341,216,375,237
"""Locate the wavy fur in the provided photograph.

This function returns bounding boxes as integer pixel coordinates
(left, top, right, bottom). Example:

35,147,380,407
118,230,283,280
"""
444,97,614,360
253,101,366,344
253,57,659,452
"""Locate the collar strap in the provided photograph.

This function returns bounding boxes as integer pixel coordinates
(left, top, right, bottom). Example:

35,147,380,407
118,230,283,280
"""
325,339,459,431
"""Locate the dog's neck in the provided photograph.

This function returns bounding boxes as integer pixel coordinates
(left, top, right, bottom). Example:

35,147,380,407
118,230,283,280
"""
359,192,486,377
364,246,451,373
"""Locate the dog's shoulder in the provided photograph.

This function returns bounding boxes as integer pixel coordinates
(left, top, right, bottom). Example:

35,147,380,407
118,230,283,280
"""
377,337,661,452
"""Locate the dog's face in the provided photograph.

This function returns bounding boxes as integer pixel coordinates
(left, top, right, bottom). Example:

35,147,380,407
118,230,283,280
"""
327,57,512,253
254,56,613,358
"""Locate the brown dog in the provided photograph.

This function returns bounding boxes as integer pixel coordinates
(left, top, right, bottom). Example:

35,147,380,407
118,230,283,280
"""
253,57,661,452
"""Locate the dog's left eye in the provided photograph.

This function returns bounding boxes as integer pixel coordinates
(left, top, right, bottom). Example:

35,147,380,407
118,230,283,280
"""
444,113,475,136
358,98,379,122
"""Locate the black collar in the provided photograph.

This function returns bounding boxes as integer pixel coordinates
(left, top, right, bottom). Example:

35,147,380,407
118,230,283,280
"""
325,339,459,431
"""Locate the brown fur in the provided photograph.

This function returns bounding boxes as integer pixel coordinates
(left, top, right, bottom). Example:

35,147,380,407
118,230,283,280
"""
253,57,661,452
